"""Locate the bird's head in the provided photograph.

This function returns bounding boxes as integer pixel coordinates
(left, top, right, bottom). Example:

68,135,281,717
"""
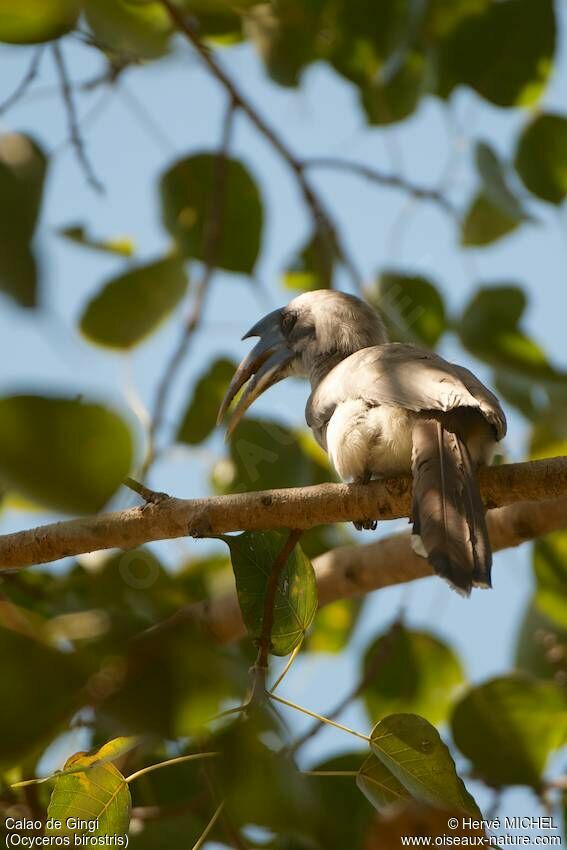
218,290,387,437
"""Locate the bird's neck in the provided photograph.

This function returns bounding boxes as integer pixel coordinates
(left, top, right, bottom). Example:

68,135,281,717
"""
306,348,359,388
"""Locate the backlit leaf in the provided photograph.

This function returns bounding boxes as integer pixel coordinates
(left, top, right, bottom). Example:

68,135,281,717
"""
84,0,171,59
515,113,567,204
374,272,447,347
59,224,135,257
177,357,236,445
0,395,134,514
451,675,567,787
0,0,79,43
80,256,188,350
282,230,335,292
357,752,411,812
225,530,317,656
533,532,567,630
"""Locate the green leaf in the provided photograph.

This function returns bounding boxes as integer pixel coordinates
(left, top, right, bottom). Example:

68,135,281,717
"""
530,413,567,461
47,749,131,838
0,395,133,514
307,752,374,847
0,133,47,307
439,0,555,107
451,675,567,788
177,357,236,445
80,256,188,350
305,598,362,653
515,113,567,204
361,51,426,126
0,0,79,43
84,0,171,59
224,530,317,656
370,713,480,816
59,224,135,257
356,752,412,812
0,625,84,763
362,625,465,726
212,417,331,494
462,143,530,246
282,230,335,292
515,600,567,684
161,153,263,274
533,532,567,630
374,272,447,347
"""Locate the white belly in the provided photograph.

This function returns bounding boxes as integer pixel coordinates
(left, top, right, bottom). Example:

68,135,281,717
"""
325,399,414,482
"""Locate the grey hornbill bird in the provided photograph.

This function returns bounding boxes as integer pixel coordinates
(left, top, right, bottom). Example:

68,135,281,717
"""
218,290,506,595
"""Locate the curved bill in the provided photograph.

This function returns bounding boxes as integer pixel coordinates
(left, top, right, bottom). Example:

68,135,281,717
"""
217,309,294,437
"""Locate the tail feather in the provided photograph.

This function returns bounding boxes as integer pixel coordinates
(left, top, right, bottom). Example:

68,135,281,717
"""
411,419,492,595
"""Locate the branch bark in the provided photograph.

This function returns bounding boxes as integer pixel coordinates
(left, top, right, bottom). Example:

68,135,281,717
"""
0,456,565,571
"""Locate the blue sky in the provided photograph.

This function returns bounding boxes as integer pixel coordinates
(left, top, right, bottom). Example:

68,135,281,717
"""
1,8,567,837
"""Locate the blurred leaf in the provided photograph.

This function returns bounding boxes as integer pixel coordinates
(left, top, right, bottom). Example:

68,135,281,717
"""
362,624,465,726
59,224,135,256
0,395,133,514
177,357,236,445
451,675,567,788
374,272,447,347
365,801,486,848
534,532,567,630
80,256,188,350
101,618,246,737
0,625,84,763
0,0,79,43
212,417,331,494
462,143,530,246
245,1,332,87
439,0,555,107
530,414,567,461
161,153,263,274
356,752,411,812
307,752,374,847
47,749,130,837
224,530,317,656
425,0,490,38
361,51,425,126
0,133,47,307
282,230,335,292
84,0,171,59
515,113,567,205
305,598,362,653
516,600,567,685
370,713,480,816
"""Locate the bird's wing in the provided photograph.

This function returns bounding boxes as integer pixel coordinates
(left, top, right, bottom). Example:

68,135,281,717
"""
307,343,506,439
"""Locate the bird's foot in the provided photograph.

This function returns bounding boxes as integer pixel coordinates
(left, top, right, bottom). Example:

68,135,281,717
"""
353,519,378,531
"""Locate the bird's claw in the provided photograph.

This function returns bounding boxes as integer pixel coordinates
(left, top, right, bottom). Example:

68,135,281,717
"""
353,519,378,531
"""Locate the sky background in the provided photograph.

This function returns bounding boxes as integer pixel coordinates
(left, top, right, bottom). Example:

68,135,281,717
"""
1,6,567,841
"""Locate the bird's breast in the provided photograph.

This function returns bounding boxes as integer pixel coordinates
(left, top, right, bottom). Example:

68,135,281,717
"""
325,400,414,483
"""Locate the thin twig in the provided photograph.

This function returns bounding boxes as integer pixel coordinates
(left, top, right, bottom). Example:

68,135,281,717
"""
269,640,303,694
303,157,457,216
52,42,103,193
251,529,303,700
160,0,362,291
125,751,219,784
269,691,370,744
141,97,237,479
0,47,43,116
123,476,170,504
192,800,224,850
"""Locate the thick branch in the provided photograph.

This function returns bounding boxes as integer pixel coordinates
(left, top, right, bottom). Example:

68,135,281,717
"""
0,456,565,571
188,492,567,644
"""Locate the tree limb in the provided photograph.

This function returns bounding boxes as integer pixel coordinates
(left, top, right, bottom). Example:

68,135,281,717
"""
0,456,564,572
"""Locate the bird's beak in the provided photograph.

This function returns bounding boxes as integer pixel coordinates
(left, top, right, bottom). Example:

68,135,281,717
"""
217,308,295,438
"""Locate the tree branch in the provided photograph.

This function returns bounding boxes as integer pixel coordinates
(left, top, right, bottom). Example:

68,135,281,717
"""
0,456,565,572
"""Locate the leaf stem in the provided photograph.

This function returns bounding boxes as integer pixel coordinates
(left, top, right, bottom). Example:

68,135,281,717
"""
125,752,219,784
269,640,302,694
268,692,370,743
192,800,225,850
302,770,359,777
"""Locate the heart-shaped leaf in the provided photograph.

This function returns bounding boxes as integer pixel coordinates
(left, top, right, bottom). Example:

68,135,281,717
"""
515,113,567,204
0,0,79,43
177,357,236,445
356,752,412,812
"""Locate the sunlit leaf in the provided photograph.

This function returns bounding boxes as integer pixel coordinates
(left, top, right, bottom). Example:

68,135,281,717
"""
59,224,135,257
0,0,79,43
374,272,447,347
84,0,171,59
161,153,263,274
451,675,567,788
357,752,411,812
362,624,465,726
439,0,555,107
361,51,425,126
0,133,47,307
0,625,84,763
370,714,480,816
282,230,335,292
305,598,362,653
177,357,236,445
515,113,567,205
224,530,317,656
0,395,134,514
530,414,567,461
80,256,188,350
462,194,519,247
47,749,131,838
533,532,567,630
515,600,567,685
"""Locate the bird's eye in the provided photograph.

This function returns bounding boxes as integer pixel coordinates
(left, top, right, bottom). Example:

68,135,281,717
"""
281,311,297,336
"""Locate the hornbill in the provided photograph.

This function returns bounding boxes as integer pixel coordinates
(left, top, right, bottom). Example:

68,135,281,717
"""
217,290,506,595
